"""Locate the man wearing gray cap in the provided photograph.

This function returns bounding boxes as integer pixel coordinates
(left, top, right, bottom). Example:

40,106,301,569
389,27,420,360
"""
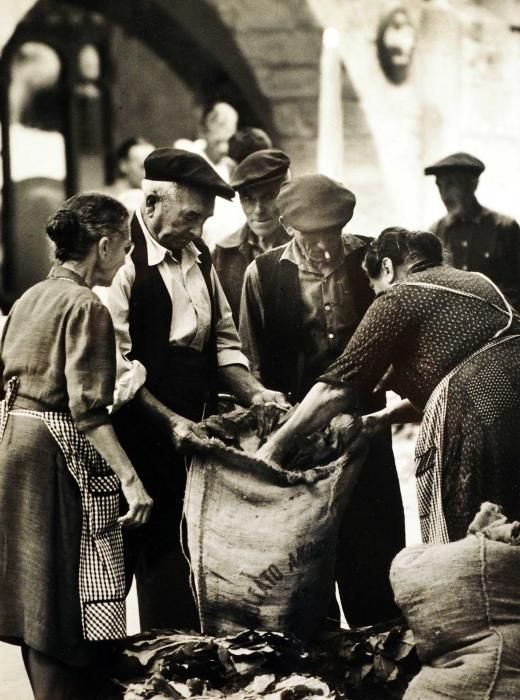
426,151,520,308
240,174,405,627
213,149,291,324
104,147,288,632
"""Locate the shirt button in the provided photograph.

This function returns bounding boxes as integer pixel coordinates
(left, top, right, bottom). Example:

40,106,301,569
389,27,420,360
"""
325,304,331,311
461,240,468,248
462,265,468,270
484,251,490,258
328,333,334,339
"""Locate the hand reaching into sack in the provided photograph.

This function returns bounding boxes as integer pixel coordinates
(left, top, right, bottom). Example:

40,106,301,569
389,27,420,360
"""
250,389,291,441
169,414,208,451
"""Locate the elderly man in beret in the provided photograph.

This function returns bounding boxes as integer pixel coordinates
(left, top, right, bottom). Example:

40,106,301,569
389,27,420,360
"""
213,149,291,324
103,147,288,632
426,151,520,308
240,174,405,628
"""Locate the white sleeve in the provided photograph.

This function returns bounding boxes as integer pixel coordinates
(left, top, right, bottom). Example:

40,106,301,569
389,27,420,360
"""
211,267,250,369
97,257,147,411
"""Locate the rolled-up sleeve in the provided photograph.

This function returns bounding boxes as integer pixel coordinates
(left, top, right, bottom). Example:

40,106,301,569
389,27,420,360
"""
64,299,116,431
238,261,264,380
100,259,147,411
211,268,249,369
319,290,410,392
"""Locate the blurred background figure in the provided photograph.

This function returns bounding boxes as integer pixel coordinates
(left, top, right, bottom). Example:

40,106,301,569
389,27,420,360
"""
228,127,273,167
174,102,238,181
425,152,520,310
199,101,239,181
174,102,247,250
213,148,291,325
4,41,67,299
105,137,155,213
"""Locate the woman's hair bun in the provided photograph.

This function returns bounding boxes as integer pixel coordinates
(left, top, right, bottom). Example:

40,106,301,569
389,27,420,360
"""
46,209,81,246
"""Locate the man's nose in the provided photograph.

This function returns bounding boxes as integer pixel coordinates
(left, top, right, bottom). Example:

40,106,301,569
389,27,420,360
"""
253,199,266,215
189,222,204,238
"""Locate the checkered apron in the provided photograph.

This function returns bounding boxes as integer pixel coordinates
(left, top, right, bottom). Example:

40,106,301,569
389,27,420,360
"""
404,276,519,544
0,377,126,641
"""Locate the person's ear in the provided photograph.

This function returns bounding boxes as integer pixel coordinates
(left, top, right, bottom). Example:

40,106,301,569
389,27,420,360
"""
97,236,110,259
145,194,158,216
381,256,396,282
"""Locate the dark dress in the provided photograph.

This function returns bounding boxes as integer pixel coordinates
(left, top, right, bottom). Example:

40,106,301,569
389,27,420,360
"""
321,265,520,540
0,266,117,666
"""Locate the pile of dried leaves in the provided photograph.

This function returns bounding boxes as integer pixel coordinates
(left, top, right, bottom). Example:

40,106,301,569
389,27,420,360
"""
109,623,419,700
195,407,363,471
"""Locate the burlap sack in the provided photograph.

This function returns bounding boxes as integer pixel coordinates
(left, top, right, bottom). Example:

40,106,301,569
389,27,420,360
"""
183,413,365,641
390,536,520,699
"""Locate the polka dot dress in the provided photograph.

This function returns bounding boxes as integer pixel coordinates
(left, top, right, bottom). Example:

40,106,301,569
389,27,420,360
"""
320,264,520,537
320,265,519,410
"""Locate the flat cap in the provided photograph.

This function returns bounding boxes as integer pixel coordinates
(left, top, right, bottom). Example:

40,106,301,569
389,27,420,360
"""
144,147,235,200
424,152,485,176
230,149,290,191
277,175,356,232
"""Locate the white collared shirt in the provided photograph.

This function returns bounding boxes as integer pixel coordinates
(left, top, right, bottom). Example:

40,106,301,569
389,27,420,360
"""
100,208,248,410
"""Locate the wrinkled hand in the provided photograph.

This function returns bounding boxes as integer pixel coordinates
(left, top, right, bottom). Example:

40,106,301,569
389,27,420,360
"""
118,476,153,529
361,409,390,438
251,389,291,441
169,416,208,451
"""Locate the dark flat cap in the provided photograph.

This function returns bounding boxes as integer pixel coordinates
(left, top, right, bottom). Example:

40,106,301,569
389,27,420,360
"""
424,152,485,176
144,147,235,200
277,175,356,232
230,149,290,191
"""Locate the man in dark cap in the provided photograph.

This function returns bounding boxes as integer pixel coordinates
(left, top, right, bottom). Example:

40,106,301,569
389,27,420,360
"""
103,148,289,631
228,127,273,165
240,174,405,628
425,151,520,308
213,149,291,324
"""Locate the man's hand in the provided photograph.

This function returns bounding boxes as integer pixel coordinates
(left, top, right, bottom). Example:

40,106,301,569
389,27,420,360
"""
168,415,208,450
251,389,291,440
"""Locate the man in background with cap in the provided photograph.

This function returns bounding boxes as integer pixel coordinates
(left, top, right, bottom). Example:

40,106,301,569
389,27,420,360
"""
104,147,288,632
228,127,273,165
213,149,291,325
240,174,405,628
425,151,520,308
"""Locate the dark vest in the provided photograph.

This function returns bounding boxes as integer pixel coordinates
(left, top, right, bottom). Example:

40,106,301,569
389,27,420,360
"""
127,214,218,416
255,240,380,408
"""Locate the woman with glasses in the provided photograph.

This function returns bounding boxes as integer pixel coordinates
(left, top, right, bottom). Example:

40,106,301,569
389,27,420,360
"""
0,193,153,699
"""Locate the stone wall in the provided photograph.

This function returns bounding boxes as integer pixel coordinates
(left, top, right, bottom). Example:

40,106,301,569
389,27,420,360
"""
110,24,198,150
207,0,323,176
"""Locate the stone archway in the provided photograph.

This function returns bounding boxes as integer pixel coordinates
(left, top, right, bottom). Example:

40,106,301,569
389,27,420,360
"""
2,0,328,174
64,0,277,134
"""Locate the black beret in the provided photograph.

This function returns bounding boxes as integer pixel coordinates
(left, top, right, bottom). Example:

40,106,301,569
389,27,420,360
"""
277,175,356,232
144,147,235,200
230,149,291,192
424,152,485,176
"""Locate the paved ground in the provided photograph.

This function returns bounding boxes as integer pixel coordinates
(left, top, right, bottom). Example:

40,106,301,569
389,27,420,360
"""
0,425,419,698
